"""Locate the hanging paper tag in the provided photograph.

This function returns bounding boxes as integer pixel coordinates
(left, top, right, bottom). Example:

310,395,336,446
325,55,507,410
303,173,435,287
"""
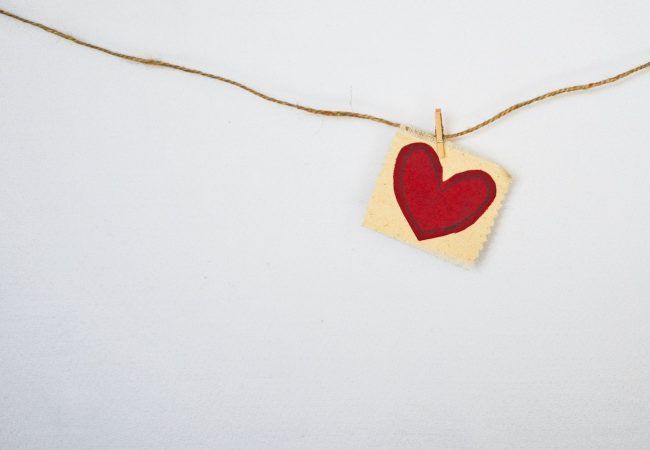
363,126,511,265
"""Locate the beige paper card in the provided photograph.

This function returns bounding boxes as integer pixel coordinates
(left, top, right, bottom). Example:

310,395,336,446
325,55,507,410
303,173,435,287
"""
363,126,511,266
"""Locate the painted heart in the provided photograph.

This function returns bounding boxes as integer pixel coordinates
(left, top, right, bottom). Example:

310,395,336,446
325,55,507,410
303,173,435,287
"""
393,142,496,240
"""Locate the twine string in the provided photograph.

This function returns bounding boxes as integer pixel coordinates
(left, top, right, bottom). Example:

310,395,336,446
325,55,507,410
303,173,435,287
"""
446,61,650,138
1,7,647,139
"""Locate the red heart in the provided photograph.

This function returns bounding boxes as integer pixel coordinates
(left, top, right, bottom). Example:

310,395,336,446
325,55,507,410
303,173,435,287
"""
393,142,496,240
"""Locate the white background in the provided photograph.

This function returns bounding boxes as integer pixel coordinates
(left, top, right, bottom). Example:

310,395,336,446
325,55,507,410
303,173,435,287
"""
1,0,649,448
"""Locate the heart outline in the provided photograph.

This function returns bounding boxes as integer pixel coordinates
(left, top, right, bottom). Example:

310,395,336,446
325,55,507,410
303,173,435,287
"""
393,142,497,240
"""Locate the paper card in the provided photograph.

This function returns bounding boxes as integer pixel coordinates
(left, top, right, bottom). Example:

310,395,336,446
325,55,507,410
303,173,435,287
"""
363,126,511,266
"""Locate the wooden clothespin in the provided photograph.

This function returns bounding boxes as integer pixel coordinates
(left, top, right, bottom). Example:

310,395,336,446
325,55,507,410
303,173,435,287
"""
435,108,445,158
